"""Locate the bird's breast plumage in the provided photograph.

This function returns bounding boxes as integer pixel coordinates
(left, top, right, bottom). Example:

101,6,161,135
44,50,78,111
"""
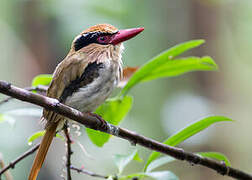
43,43,123,127
63,59,120,112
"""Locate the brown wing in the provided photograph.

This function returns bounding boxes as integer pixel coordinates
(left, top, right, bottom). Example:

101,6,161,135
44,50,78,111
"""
43,52,89,124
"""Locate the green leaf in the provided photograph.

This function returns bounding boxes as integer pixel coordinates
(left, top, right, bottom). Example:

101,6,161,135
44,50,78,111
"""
86,96,133,147
107,176,114,180
198,152,231,166
28,131,45,145
114,149,139,174
146,156,175,172
0,114,6,123
144,116,232,171
144,171,179,180
120,40,205,96
145,152,230,173
141,56,217,82
32,74,52,87
133,151,143,163
118,173,146,180
27,130,64,145
119,171,178,180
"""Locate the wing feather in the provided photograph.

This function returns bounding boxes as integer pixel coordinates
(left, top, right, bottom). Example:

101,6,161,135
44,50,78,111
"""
43,53,89,124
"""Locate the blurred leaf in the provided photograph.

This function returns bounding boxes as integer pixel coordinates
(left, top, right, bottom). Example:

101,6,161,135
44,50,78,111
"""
146,156,175,173
32,74,52,87
144,171,179,180
145,152,230,173
118,173,146,180
120,40,206,96
0,114,5,123
114,149,139,174
4,108,42,117
28,131,45,145
86,96,133,147
144,116,233,171
133,151,143,163
119,171,178,180
198,152,231,166
107,176,114,180
141,56,217,82
0,114,16,126
28,130,64,145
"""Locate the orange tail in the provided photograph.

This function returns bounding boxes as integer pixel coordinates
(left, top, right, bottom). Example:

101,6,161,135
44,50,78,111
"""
28,122,58,180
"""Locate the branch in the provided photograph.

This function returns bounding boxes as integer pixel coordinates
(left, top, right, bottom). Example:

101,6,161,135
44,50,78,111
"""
64,124,72,180
0,86,47,106
0,144,40,176
0,80,251,180
70,166,108,179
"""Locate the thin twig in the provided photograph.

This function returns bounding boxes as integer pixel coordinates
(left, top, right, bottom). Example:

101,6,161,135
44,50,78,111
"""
70,166,108,179
0,81,252,180
0,153,13,180
0,85,47,106
64,123,72,180
0,144,40,176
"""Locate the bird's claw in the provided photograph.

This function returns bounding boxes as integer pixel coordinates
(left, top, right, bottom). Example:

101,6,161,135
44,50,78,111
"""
87,112,107,129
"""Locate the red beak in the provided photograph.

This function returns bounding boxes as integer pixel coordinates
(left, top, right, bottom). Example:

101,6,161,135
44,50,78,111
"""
110,27,144,45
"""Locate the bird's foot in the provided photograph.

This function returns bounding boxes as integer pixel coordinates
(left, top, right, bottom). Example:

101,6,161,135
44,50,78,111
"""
87,112,107,129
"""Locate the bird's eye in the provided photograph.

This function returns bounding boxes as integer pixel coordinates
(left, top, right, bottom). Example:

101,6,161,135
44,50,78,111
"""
97,36,110,44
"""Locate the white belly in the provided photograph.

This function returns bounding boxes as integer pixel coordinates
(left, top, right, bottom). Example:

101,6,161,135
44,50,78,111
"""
64,62,119,112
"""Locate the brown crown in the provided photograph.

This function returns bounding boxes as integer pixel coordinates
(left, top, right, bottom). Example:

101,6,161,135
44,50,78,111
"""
81,24,118,34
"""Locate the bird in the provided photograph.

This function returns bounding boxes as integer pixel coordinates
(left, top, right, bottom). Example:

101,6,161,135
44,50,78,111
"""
28,24,144,180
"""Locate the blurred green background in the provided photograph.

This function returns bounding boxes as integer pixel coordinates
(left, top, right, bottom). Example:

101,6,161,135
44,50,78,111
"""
0,0,252,179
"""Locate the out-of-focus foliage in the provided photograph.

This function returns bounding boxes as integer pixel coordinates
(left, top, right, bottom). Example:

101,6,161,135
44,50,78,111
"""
113,150,178,180
197,152,231,166
120,40,217,96
1,0,252,179
86,96,133,147
145,116,232,170
32,74,52,87
113,149,141,174
27,130,64,145
30,39,218,148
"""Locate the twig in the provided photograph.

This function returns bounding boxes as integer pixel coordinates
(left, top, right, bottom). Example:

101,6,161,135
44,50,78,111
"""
70,166,108,179
64,123,72,180
0,144,40,176
0,81,251,180
0,153,13,180
0,85,47,106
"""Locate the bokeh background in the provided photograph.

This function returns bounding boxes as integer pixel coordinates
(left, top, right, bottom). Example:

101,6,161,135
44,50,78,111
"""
0,0,252,179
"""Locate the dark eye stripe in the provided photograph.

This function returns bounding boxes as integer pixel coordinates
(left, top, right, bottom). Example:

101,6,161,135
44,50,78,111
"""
74,31,117,51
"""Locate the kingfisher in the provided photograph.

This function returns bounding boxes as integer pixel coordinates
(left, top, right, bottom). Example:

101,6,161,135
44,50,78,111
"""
28,24,144,180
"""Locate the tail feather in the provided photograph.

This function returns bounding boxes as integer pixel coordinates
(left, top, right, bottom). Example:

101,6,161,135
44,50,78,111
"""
28,122,58,180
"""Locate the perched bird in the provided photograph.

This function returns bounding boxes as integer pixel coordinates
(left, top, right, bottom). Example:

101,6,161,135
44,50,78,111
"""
28,24,144,180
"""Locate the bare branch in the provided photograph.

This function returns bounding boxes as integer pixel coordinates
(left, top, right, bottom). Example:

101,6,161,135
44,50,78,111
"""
0,144,40,176
0,80,251,180
0,86,47,106
64,123,72,180
70,166,108,179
